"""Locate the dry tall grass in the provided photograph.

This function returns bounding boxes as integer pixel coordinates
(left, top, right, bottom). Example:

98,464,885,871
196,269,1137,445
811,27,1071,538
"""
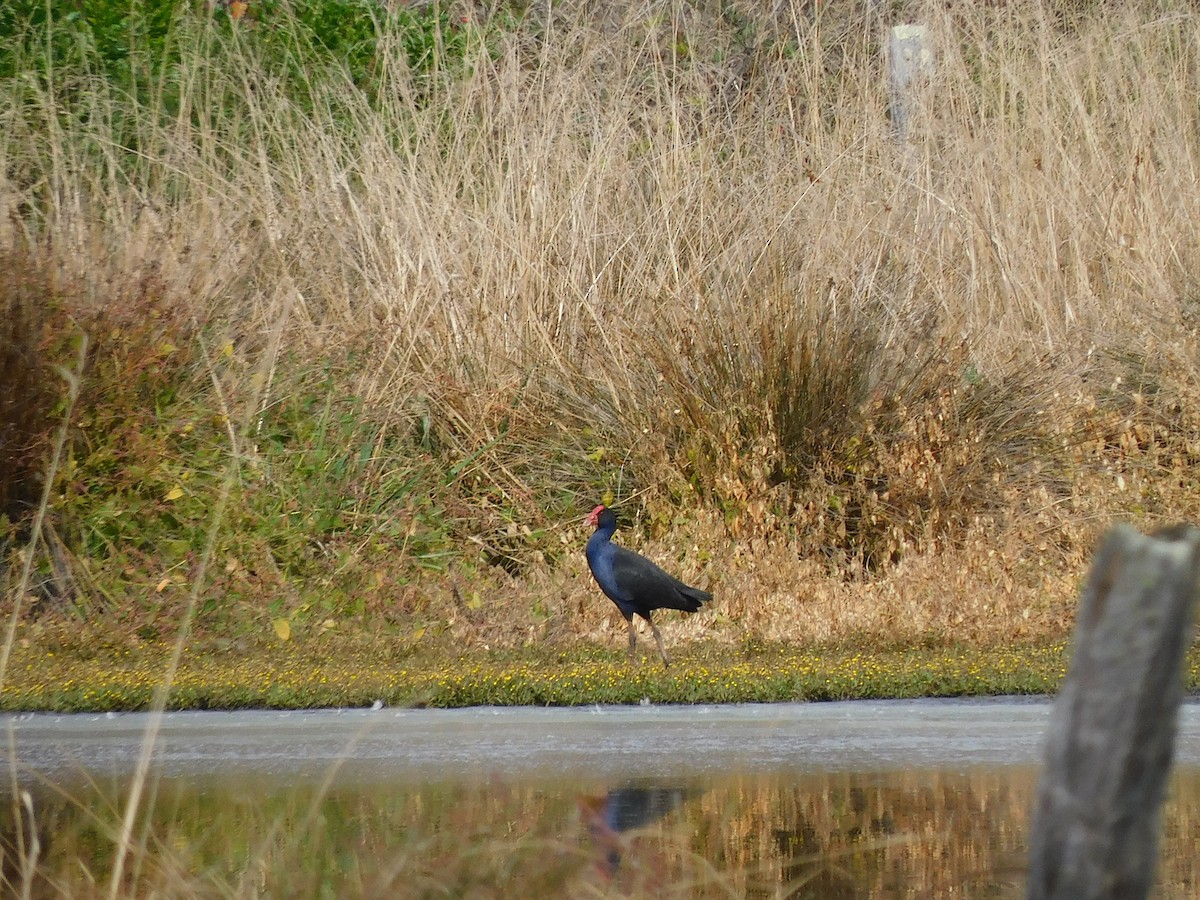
4,1,1200,652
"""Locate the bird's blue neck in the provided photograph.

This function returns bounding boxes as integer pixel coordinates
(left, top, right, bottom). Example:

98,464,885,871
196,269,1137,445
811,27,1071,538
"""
586,521,617,563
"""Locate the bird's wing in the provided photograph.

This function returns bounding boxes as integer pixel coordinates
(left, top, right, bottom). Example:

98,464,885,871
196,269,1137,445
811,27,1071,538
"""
609,545,709,611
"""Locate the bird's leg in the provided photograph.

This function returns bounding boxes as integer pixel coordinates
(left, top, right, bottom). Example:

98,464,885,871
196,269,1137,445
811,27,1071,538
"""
648,617,671,668
626,617,637,663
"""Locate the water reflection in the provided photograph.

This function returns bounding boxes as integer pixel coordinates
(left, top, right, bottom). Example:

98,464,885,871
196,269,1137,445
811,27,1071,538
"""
6,767,1198,897
578,784,696,879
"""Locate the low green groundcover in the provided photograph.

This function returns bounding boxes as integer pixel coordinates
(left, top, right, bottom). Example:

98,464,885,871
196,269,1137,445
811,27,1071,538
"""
2,639,1161,713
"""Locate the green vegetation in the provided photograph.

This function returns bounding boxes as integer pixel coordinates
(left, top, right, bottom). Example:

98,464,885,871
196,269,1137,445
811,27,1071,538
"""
6,627,1126,711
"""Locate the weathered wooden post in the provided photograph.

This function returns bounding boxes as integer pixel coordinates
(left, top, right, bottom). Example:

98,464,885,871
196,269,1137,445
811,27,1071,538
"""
1027,524,1200,900
887,24,934,139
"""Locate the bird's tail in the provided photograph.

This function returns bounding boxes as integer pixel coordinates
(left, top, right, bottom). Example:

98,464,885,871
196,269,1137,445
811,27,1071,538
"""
677,586,712,613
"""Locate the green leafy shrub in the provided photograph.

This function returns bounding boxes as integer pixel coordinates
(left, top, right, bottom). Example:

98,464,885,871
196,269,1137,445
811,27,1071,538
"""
0,0,475,104
255,0,472,93
0,0,178,83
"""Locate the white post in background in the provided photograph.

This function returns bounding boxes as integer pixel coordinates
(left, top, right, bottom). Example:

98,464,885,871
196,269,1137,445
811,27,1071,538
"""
888,24,934,140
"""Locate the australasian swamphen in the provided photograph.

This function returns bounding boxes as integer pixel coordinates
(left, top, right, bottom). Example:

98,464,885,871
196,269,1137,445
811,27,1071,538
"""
584,505,712,667
578,785,692,877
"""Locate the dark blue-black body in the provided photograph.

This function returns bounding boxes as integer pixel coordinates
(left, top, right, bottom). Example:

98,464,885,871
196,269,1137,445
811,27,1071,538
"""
584,505,712,667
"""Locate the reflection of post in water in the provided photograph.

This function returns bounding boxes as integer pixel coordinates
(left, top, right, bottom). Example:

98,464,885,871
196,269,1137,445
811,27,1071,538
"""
772,787,889,900
577,784,693,880
773,822,856,900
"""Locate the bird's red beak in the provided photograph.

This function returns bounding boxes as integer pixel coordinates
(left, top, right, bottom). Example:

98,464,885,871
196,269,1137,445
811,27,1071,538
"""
585,505,605,527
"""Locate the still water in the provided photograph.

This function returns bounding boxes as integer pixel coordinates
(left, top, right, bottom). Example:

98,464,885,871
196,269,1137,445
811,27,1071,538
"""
5,698,1200,897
